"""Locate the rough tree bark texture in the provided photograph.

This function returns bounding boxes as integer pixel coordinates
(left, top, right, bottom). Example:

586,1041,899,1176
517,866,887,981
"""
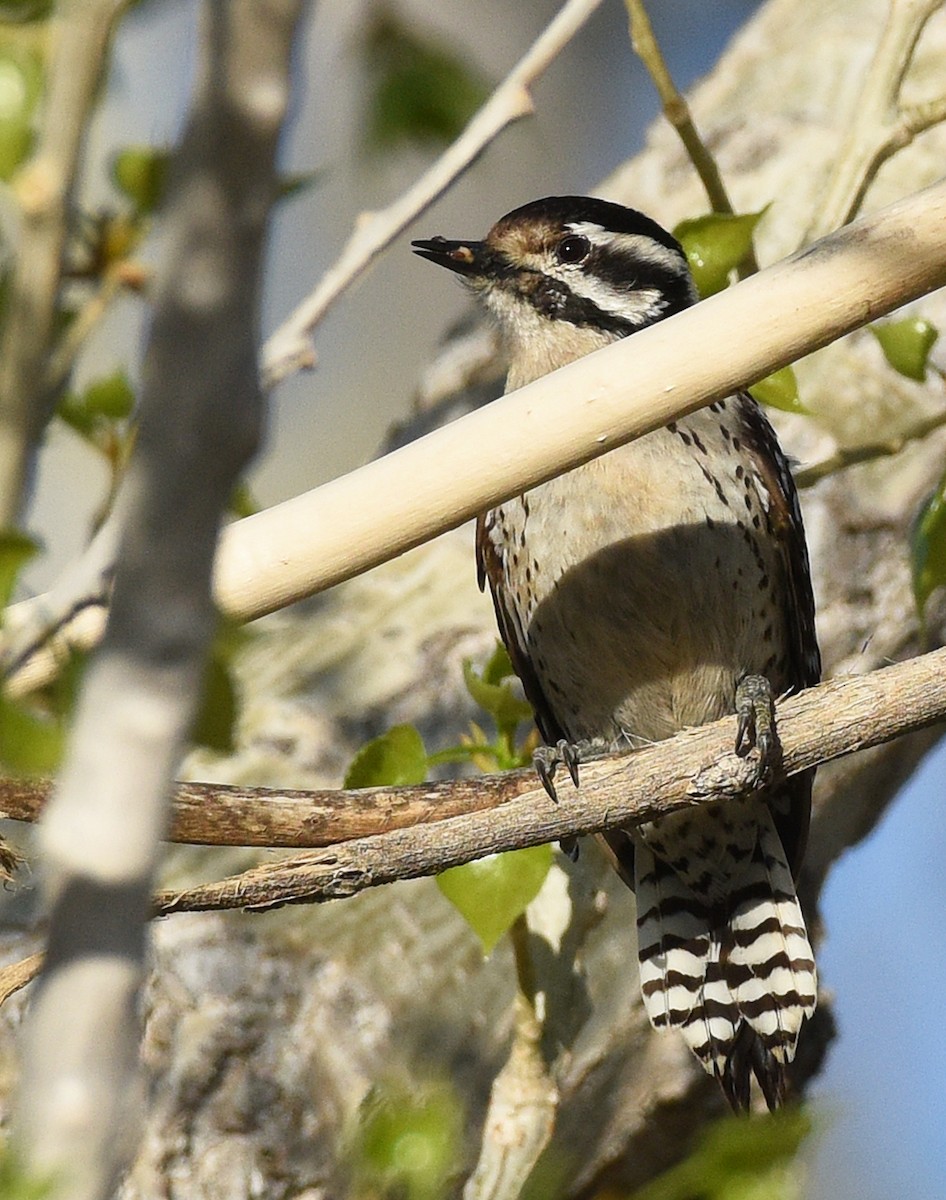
2,0,946,1195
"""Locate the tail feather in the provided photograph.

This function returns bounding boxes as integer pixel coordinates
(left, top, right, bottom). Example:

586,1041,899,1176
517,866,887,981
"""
633,812,817,1110
636,844,740,1080
725,816,817,1061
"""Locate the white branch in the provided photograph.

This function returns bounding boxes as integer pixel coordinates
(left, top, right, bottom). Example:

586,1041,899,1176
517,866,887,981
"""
5,176,946,698
13,3,305,1197
260,0,604,387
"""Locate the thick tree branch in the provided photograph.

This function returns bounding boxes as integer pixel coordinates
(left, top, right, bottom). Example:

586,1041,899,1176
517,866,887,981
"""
3,642,943,1012
4,646,946,857
145,646,946,912
6,176,946,698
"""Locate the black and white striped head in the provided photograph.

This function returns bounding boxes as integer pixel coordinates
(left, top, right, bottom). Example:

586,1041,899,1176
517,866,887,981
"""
412,196,696,367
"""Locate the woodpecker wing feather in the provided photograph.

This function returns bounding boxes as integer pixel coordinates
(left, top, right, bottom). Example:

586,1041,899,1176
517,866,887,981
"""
476,509,567,746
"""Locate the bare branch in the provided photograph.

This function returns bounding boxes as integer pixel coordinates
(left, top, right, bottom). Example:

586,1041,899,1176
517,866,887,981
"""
127,644,946,911
794,401,946,487
4,641,945,1027
0,767,527,849
0,952,43,1006
809,0,945,237
14,3,305,1196
624,0,760,274
463,918,558,1200
5,175,946,698
260,0,605,388
0,0,127,526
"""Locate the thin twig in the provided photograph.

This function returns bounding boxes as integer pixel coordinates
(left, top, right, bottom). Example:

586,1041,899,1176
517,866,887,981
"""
43,266,132,400
795,404,946,487
624,0,759,276
260,0,604,388
809,0,946,239
0,952,44,1006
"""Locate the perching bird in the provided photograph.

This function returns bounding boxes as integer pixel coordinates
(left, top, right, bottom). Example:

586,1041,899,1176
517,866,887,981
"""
413,196,820,1110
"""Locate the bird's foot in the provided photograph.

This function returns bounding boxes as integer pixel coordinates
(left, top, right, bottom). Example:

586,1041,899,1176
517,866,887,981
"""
534,737,609,864
734,673,780,788
533,737,610,801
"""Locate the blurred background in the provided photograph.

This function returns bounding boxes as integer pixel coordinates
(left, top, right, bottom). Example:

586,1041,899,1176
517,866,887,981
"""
16,0,946,1196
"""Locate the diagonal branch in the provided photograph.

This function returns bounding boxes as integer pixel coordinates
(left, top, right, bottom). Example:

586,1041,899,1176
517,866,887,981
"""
145,644,946,911
5,176,946,699
259,0,604,387
624,0,759,273
3,644,944,1037
809,0,946,238
4,642,941,892
4,647,946,861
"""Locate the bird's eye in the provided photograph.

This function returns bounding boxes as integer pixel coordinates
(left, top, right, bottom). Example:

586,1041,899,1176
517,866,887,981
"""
555,235,590,265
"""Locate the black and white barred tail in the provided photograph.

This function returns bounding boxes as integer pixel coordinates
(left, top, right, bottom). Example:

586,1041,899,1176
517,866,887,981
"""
634,810,817,1110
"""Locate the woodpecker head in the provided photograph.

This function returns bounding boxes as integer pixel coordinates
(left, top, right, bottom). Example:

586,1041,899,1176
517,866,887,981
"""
412,196,697,386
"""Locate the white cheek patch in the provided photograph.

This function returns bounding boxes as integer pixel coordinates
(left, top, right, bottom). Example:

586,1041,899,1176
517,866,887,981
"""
564,274,666,324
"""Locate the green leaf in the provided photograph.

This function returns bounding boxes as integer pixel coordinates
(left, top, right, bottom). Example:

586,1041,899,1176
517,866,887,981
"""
56,390,98,440
481,640,516,686
82,370,136,419
228,480,259,519
0,45,43,179
345,724,428,789
354,1082,463,1200
632,1108,812,1200
463,655,532,734
0,1146,56,1200
0,694,65,775
111,145,170,215
191,651,238,755
870,317,939,382
0,2,54,22
911,473,946,618
437,844,552,954
748,365,807,414
674,210,766,298
0,528,39,610
190,622,250,755
57,371,136,448
0,646,84,775
361,6,490,153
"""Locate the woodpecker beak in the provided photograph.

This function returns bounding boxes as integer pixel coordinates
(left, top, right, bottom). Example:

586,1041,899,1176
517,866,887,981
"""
411,236,500,279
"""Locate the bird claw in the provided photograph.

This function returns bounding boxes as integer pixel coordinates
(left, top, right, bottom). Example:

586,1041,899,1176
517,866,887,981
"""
533,736,609,800
533,739,576,801
734,673,779,787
